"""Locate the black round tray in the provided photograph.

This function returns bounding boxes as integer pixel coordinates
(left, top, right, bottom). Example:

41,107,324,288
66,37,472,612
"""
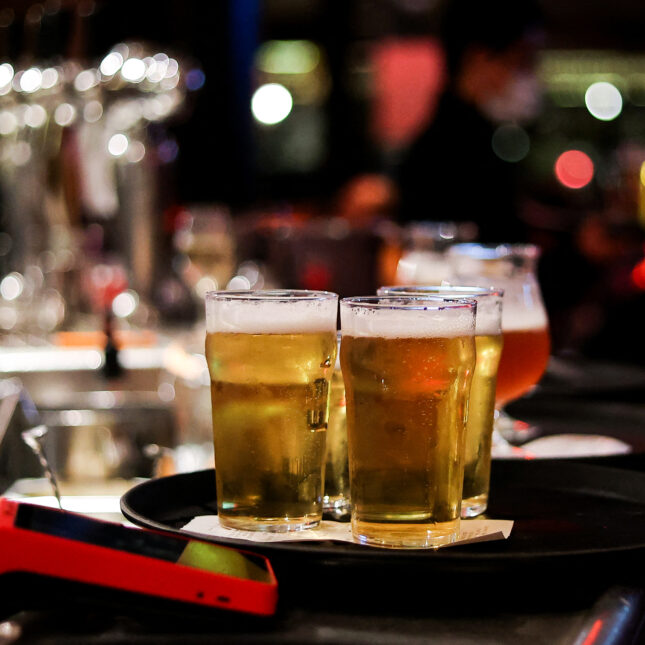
121,460,645,607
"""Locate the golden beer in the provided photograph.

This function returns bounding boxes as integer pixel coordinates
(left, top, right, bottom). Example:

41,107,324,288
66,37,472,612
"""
205,290,338,532
462,333,503,516
377,285,504,517
340,296,476,549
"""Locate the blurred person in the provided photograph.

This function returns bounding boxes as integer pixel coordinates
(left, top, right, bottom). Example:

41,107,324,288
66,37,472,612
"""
396,0,544,243
334,172,402,287
336,173,398,230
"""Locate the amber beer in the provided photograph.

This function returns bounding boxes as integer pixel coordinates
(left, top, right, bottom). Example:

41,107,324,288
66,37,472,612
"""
377,285,503,518
205,290,338,532
340,296,476,549
496,325,550,406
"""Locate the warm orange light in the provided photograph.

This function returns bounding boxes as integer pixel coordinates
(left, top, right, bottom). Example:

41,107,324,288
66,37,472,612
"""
555,150,594,189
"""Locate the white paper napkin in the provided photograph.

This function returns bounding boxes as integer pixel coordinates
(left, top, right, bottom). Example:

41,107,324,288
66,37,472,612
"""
493,433,632,460
182,516,513,548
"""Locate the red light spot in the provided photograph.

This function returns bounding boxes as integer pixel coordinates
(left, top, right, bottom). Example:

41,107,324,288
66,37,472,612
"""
302,262,332,291
555,150,594,189
631,258,645,290
580,619,604,645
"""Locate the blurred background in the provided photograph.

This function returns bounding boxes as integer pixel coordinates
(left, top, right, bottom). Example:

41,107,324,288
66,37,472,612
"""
1,0,645,497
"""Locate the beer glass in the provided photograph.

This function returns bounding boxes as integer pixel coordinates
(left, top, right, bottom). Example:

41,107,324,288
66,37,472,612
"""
377,285,503,518
323,332,351,519
340,295,476,548
205,290,338,532
447,244,550,443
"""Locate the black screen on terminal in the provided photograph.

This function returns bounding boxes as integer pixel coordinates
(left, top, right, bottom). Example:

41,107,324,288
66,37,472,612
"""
14,504,272,583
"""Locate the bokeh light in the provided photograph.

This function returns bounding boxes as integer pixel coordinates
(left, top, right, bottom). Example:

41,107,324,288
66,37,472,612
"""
100,52,123,77
112,289,138,318
108,133,129,157
585,81,623,121
54,103,76,126
0,272,24,300
251,83,293,125
19,67,42,93
632,258,645,290
158,138,179,163
0,63,14,87
24,104,47,128
491,124,530,163
121,58,146,83
555,150,594,189
185,68,206,91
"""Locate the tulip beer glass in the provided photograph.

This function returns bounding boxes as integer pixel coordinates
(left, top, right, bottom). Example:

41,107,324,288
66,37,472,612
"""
378,285,503,517
448,244,550,443
340,296,476,548
205,290,338,531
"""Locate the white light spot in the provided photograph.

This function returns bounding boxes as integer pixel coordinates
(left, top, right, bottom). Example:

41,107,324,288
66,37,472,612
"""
0,272,24,300
74,69,99,92
24,104,47,128
146,60,165,83
0,63,14,87
83,100,103,123
54,103,76,126
585,81,623,121
121,58,146,83
226,275,252,290
112,289,138,318
20,68,42,93
0,110,17,135
165,58,179,78
100,52,123,77
251,83,293,125
195,276,218,298
107,133,129,156
157,382,175,402
126,140,145,163
0,306,17,330
40,67,59,89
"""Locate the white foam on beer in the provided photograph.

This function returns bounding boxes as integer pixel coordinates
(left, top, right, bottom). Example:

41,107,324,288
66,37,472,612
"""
379,288,501,336
340,304,474,339
501,303,548,332
206,297,337,334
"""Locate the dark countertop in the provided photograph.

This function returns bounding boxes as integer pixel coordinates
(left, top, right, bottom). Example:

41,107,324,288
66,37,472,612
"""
2,356,645,644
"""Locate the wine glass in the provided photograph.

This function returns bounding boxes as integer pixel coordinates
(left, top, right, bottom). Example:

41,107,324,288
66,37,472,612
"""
447,243,551,445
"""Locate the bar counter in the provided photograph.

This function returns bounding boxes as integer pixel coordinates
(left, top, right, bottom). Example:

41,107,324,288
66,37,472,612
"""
1,356,644,644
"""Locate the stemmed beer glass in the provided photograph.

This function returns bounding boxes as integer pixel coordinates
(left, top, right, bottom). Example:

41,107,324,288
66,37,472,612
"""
447,244,551,445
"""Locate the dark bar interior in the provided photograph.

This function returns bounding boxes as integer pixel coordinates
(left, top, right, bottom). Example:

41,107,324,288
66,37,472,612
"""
0,1,644,643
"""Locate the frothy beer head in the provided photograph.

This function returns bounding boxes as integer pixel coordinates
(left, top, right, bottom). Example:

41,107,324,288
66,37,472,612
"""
205,290,338,334
340,296,476,338
377,286,502,336
502,305,548,332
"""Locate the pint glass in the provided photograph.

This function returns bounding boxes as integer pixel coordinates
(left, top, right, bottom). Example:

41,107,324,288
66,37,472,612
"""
340,296,476,548
205,290,338,532
323,333,351,519
378,286,503,518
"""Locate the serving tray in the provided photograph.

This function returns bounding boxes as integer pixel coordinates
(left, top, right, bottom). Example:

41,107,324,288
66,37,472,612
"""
121,460,645,608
